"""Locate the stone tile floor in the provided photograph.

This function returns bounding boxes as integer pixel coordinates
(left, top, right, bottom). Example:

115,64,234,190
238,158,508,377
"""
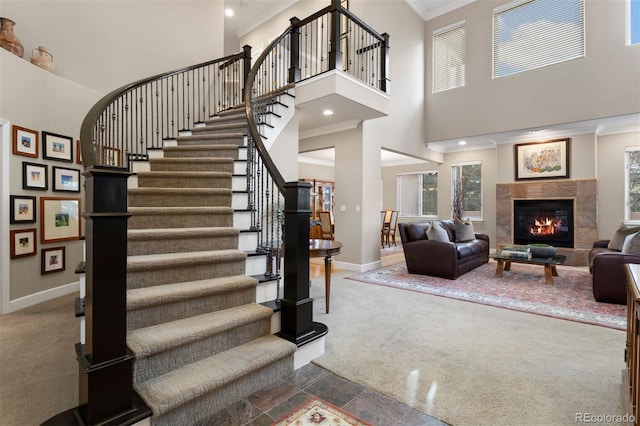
205,362,448,425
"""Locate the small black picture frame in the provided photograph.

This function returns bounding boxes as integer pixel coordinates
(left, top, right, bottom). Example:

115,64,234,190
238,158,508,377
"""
22,162,48,191
10,195,37,224
42,131,73,163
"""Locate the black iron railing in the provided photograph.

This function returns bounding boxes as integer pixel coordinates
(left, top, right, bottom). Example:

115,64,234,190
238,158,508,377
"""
79,47,250,168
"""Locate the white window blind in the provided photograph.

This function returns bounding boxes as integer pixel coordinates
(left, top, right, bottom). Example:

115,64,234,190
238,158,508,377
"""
433,22,466,93
493,0,585,78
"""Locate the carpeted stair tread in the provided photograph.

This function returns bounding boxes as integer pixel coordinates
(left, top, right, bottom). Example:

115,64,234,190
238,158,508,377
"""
127,250,246,272
129,187,232,195
129,206,233,215
127,304,272,358
150,157,234,164
127,275,257,310
177,132,244,139
135,335,296,416
204,113,246,125
163,144,238,152
128,227,238,241
137,171,232,178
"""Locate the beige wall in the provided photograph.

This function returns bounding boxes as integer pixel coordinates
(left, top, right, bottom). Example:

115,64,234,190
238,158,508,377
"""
0,0,225,93
1,49,102,311
596,130,640,240
424,0,640,143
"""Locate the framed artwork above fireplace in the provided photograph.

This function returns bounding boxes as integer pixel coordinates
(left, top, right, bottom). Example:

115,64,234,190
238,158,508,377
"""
514,138,570,181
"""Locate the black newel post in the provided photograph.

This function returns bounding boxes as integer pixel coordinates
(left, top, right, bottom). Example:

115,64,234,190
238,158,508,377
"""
279,181,317,344
77,167,150,424
380,33,390,93
328,0,343,71
242,44,252,98
289,17,301,83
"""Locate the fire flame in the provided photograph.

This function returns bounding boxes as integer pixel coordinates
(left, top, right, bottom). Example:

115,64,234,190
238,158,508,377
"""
529,217,561,236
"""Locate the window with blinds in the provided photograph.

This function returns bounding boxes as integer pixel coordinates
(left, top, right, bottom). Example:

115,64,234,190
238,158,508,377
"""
433,22,466,93
629,0,640,45
493,0,585,78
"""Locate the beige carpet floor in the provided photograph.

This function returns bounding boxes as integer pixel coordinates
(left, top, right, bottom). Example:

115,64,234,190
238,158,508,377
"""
310,267,628,426
0,294,79,426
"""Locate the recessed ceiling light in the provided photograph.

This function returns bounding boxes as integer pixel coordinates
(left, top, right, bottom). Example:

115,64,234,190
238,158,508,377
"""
458,140,467,145
225,8,234,17
323,109,334,116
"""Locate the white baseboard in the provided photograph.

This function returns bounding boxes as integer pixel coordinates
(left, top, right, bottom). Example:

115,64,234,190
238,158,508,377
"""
333,260,382,273
6,281,79,313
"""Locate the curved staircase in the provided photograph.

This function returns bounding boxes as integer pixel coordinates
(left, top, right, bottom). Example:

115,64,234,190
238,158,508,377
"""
125,106,296,425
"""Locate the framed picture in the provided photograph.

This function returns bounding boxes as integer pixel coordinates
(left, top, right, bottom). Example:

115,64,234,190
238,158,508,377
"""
514,138,570,181
12,125,39,158
76,140,83,164
10,195,37,224
102,146,121,167
40,197,81,243
42,131,73,162
22,162,48,190
41,246,65,274
10,228,37,258
52,166,80,192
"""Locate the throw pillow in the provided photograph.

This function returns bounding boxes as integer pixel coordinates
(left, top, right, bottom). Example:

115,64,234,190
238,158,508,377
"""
426,222,450,242
622,232,638,253
454,218,475,242
608,223,640,251
623,232,640,255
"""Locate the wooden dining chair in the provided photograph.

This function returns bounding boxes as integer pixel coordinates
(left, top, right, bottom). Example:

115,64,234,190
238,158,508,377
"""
387,210,399,246
381,210,392,247
318,211,334,240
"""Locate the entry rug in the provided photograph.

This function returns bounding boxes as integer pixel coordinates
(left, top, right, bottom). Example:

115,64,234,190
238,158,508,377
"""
273,397,371,426
347,261,627,330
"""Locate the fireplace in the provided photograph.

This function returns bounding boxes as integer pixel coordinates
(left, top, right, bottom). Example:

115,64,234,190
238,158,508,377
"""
513,199,574,248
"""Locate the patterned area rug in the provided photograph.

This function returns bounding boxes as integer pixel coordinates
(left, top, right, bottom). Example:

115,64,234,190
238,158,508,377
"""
273,398,371,426
347,261,627,330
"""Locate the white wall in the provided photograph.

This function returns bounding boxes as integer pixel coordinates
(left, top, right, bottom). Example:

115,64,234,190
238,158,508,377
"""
0,0,225,93
424,0,640,143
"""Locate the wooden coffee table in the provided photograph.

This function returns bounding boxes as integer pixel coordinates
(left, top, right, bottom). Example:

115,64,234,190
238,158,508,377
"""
492,251,567,284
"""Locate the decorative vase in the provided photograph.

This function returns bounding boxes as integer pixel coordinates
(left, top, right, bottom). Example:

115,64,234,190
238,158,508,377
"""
0,17,24,58
31,46,55,72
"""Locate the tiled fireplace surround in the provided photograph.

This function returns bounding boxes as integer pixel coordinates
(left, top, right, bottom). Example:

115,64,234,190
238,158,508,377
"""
496,179,597,266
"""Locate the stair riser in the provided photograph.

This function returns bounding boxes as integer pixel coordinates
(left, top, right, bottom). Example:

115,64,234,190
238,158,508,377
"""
128,235,239,256
190,127,247,137
129,213,233,229
163,149,238,159
133,318,271,384
233,211,252,229
232,193,249,210
128,193,231,208
149,357,293,426
127,260,246,289
150,161,235,173
238,232,258,251
137,176,231,189
127,286,256,331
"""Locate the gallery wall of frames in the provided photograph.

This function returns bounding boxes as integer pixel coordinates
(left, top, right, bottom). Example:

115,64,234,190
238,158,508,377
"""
9,124,84,281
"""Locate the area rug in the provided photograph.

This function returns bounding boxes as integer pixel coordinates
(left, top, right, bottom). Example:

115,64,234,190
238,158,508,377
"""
273,397,371,426
347,261,627,330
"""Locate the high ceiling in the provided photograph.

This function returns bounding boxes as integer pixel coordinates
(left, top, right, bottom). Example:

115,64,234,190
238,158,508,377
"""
224,0,640,164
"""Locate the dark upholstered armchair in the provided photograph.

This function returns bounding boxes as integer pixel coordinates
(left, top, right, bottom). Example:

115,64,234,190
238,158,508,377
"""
589,240,640,304
398,220,489,280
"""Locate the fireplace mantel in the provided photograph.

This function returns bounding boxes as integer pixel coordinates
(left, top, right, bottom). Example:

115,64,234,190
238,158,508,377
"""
496,179,597,266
